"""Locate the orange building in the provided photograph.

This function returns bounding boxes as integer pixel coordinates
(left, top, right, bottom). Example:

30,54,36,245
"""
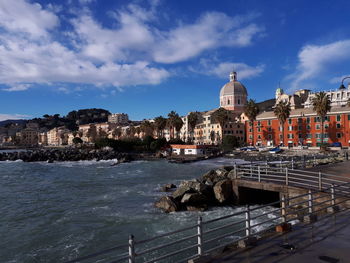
246,107,350,147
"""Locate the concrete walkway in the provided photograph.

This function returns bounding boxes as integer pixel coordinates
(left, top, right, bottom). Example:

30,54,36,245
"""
209,210,350,263
306,160,350,178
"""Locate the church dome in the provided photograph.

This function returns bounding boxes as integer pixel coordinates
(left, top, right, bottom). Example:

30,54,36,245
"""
220,72,247,97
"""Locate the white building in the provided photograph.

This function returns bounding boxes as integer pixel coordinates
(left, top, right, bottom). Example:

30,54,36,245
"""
170,144,206,155
108,113,129,124
304,84,350,108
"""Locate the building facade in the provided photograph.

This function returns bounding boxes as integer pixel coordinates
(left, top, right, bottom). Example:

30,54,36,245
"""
246,107,350,147
108,113,129,124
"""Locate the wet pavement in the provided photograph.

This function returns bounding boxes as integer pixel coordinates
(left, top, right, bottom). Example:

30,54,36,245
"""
210,210,350,263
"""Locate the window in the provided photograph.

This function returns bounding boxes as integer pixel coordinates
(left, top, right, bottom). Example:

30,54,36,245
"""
257,121,261,126
257,128,261,132
249,135,252,139
307,125,311,130
324,116,329,122
288,134,294,139
336,133,342,138
258,135,261,139
238,99,240,104
279,126,283,131
268,127,272,132
307,134,312,139
268,120,271,126
336,123,341,129
316,124,320,130
314,116,320,122
228,99,230,104
298,118,302,123
298,134,303,139
324,133,329,138
279,134,283,140
337,93,340,99
337,115,341,122
249,128,252,132
306,117,310,124
315,133,321,139
324,124,329,129
288,118,292,124
268,134,272,139
298,126,302,131
348,114,350,121
288,126,293,131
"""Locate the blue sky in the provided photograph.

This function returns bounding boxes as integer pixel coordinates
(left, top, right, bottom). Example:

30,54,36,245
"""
1,0,350,121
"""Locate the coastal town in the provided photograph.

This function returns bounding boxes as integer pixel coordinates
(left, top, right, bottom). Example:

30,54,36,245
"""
1,72,350,153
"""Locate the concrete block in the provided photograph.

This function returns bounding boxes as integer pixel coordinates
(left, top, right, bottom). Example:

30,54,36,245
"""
327,205,340,214
303,214,318,223
237,236,257,248
275,223,292,233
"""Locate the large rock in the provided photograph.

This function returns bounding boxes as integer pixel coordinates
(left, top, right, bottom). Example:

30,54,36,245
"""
213,180,234,203
201,169,228,184
161,183,177,192
155,196,179,213
181,193,207,205
179,180,212,196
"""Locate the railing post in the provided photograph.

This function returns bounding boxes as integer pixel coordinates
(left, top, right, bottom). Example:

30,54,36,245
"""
197,216,203,256
234,164,237,179
281,195,287,223
318,171,322,190
128,235,135,263
258,166,261,182
291,158,294,170
245,205,251,237
308,190,313,214
285,167,289,186
331,184,335,206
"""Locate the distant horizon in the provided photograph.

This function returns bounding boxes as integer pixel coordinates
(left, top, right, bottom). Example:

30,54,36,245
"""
1,0,350,121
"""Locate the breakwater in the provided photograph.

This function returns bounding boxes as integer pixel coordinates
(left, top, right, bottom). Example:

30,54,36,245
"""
0,148,134,162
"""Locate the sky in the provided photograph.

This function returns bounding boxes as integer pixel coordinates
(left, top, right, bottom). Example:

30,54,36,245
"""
1,0,350,121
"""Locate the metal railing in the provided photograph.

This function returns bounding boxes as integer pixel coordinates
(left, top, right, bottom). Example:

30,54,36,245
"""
66,168,350,263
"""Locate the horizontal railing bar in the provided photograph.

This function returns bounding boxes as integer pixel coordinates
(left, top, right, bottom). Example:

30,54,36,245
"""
250,207,281,219
136,233,198,256
250,202,282,212
251,216,282,229
203,220,245,235
203,210,246,225
136,224,197,244
143,244,198,263
204,228,246,245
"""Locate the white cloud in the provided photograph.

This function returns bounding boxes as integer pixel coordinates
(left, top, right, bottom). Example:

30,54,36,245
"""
287,40,350,91
0,0,59,39
191,59,265,80
0,1,263,91
0,114,30,121
153,12,264,63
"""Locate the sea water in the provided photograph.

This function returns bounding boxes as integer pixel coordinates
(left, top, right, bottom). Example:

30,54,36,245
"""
0,158,278,262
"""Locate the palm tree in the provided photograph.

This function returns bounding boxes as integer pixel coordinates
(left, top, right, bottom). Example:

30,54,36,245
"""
154,116,167,138
174,116,183,139
140,121,154,137
212,107,230,143
312,92,331,147
187,111,200,142
244,99,260,146
167,111,178,139
273,101,291,146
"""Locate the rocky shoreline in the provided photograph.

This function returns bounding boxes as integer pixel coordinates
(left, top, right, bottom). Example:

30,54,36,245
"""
0,148,137,163
156,167,236,213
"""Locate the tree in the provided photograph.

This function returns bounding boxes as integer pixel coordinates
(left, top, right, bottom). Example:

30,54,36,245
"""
112,127,122,139
273,101,291,146
244,99,260,146
312,92,331,147
174,116,183,139
140,121,154,137
167,111,178,139
154,116,167,138
212,107,230,143
221,135,239,152
187,112,200,142
86,124,97,143
98,127,108,139
73,137,83,144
